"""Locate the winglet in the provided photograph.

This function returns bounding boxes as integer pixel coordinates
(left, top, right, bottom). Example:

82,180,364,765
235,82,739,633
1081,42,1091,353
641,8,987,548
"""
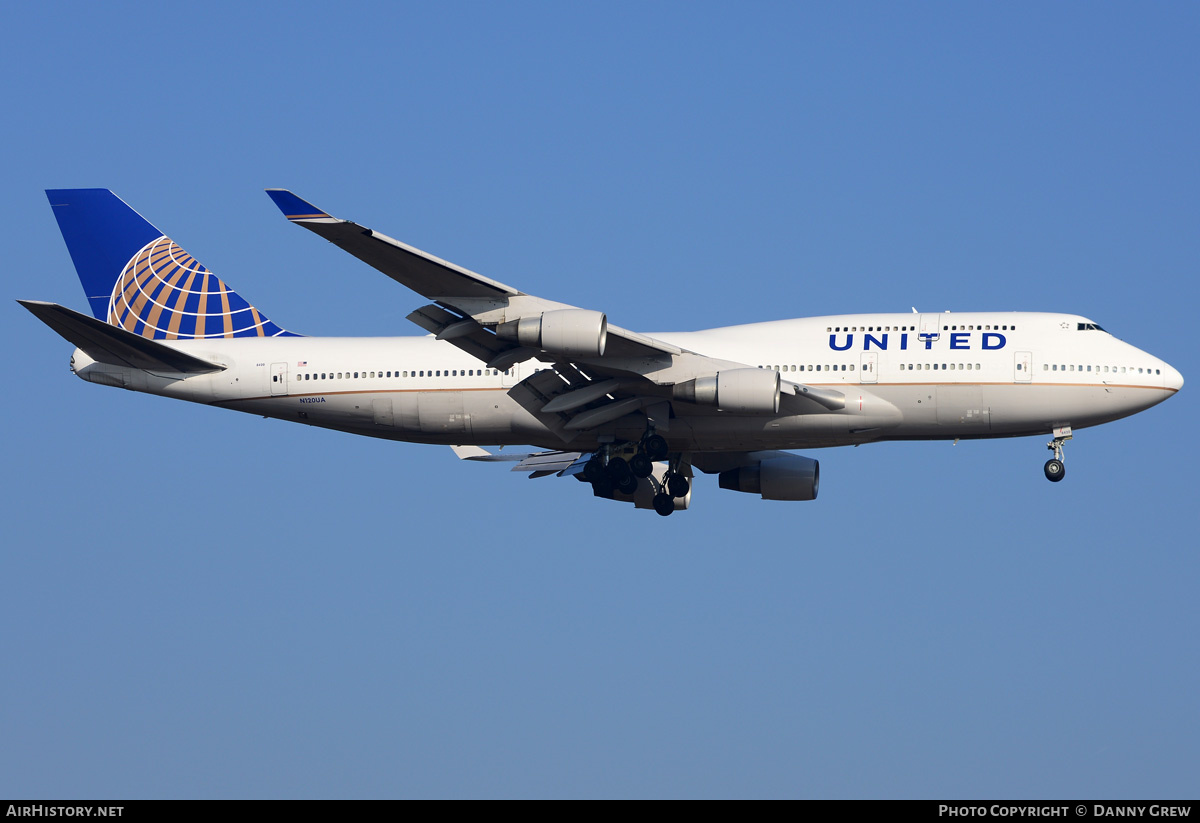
265,189,336,223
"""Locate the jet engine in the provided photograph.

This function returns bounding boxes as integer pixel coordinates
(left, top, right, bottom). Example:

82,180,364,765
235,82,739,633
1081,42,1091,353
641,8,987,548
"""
673,368,780,414
496,309,607,357
718,454,819,501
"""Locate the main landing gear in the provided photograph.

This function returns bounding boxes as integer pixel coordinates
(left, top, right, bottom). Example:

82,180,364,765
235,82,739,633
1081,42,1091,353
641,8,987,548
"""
1044,426,1072,483
583,434,690,516
584,451,639,496
651,446,690,517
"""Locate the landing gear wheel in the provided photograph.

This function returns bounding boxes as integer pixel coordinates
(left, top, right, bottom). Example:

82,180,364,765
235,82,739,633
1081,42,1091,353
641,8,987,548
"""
583,457,606,485
666,474,690,498
629,453,653,478
652,492,675,516
617,474,639,495
1044,428,1071,483
1044,459,1065,482
644,434,669,461
591,477,614,497
605,456,632,483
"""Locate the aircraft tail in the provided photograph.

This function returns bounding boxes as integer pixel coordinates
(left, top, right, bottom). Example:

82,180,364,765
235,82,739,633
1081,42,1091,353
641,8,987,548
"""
46,188,294,339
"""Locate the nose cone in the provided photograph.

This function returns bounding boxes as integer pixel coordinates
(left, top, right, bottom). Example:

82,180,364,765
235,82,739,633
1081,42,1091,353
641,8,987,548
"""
1164,363,1184,392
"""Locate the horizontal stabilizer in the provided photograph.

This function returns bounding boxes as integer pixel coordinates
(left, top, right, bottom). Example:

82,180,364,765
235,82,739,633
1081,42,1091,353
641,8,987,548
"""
19,300,225,374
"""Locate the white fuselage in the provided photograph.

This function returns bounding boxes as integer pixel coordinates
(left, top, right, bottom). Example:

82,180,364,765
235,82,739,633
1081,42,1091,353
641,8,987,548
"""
69,311,1182,453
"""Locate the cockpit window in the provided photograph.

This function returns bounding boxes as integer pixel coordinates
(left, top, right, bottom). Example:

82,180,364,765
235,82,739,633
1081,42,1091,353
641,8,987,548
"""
1077,322,1107,331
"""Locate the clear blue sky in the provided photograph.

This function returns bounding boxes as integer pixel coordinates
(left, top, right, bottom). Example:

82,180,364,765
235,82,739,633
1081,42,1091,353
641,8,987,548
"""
2,1,1196,799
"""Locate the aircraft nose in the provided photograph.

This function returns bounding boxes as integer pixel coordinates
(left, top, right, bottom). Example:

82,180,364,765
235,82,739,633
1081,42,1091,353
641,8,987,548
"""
1164,363,1184,392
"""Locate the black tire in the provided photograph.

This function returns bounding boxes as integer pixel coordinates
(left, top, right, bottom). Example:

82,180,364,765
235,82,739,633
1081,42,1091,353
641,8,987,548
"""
617,474,639,495
653,492,675,516
583,457,606,484
1044,459,1065,482
606,456,632,483
667,474,690,498
591,477,615,498
630,453,653,478
644,434,669,461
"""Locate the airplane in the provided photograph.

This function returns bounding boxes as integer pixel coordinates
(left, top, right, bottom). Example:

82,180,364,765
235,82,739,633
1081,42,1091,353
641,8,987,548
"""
21,188,1184,516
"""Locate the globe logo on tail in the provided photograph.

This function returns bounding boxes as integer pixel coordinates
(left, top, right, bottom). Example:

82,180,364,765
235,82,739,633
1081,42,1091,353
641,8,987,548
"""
108,236,287,339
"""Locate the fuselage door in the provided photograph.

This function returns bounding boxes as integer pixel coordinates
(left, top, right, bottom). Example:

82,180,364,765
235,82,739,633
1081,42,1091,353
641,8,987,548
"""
919,314,942,345
860,352,878,383
270,362,288,396
502,362,519,388
1014,351,1032,383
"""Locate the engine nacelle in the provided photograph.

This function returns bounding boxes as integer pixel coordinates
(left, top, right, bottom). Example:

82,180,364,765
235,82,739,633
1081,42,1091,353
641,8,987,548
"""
673,367,780,414
718,454,819,501
496,309,607,358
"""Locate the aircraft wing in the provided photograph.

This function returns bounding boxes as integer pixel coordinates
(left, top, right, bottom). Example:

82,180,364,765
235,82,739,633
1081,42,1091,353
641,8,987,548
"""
265,190,684,364
267,191,845,425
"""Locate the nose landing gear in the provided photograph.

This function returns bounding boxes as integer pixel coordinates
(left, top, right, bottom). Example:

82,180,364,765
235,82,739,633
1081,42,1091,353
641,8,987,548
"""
1044,426,1072,483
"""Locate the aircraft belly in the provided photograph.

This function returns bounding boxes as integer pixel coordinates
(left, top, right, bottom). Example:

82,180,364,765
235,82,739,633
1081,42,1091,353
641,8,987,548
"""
684,405,904,451
935,385,990,430
417,391,468,434
985,384,1169,433
462,390,514,439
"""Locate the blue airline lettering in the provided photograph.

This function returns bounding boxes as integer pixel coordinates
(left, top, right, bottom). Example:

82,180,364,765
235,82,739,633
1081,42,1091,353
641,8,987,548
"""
827,332,1007,351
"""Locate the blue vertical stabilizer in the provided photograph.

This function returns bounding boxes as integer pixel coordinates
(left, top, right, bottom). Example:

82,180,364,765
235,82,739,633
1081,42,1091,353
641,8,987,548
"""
45,189,294,339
